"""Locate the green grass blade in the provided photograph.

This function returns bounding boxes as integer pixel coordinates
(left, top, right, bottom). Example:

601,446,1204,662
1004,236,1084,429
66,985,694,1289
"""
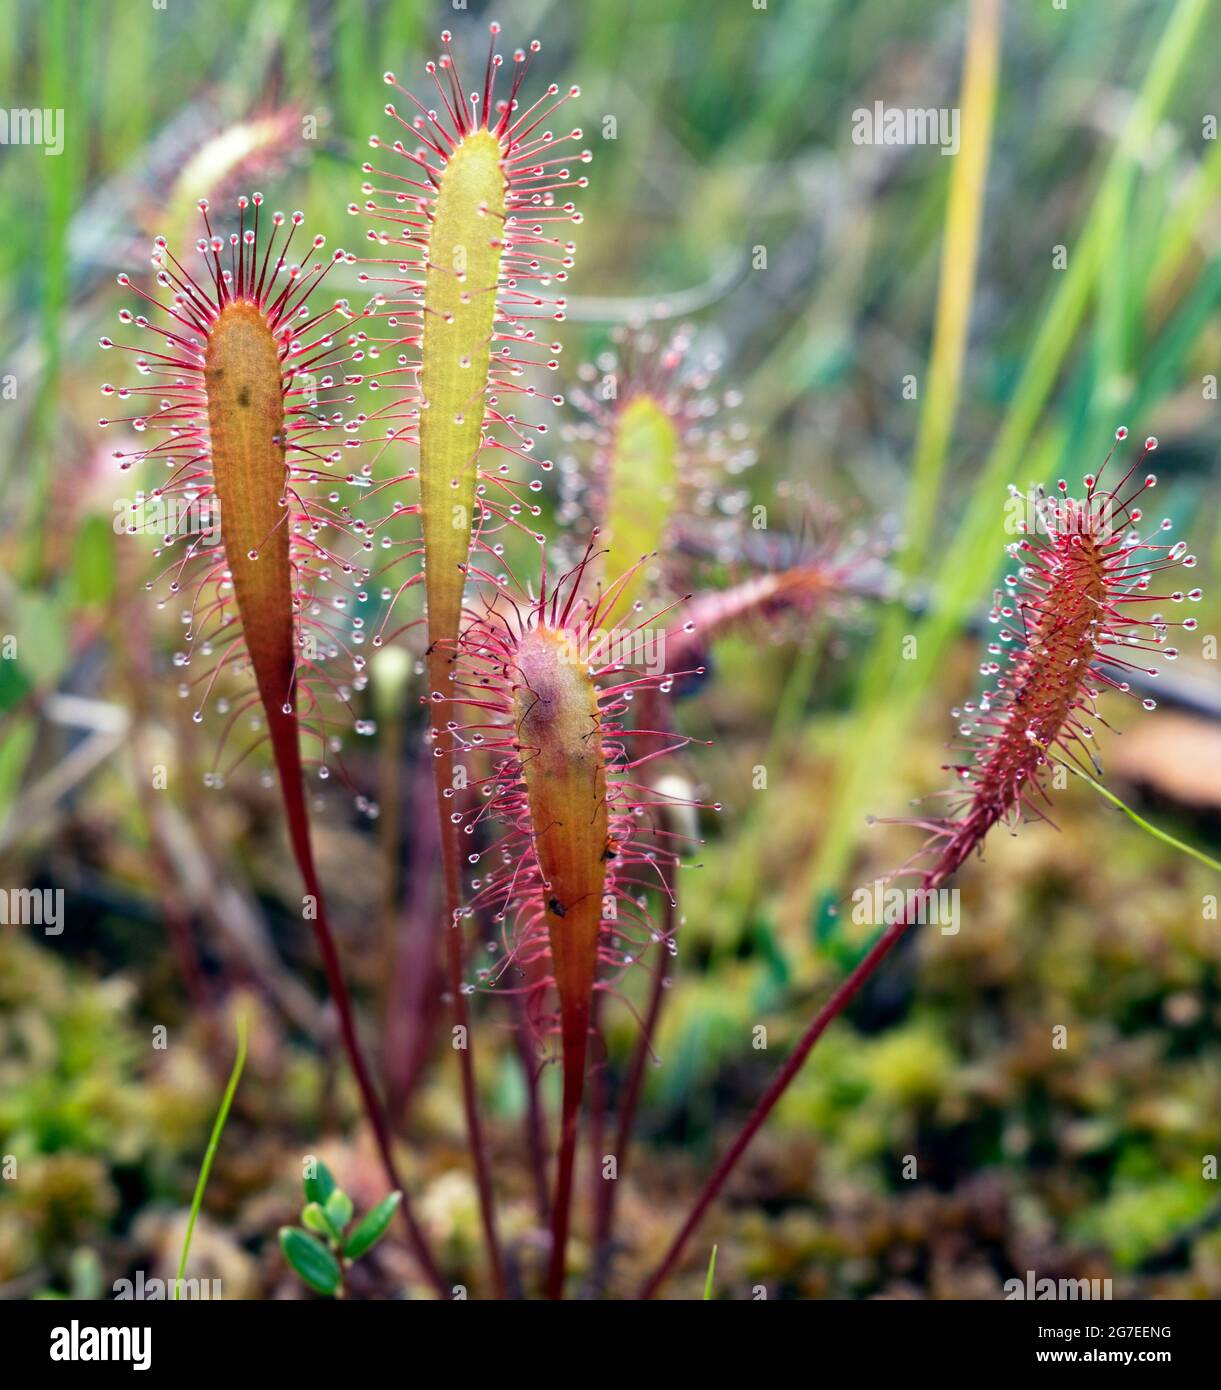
703,1244,718,1300
23,0,80,583
804,0,1215,916
899,0,1001,582
175,1012,249,1298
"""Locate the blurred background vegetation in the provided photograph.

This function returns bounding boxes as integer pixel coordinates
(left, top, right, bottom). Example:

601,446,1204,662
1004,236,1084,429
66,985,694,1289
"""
0,0,1219,1299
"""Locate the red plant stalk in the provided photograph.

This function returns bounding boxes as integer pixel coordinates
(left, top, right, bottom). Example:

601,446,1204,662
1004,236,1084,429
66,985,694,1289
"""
115,579,208,1013
355,26,589,1293
513,994,553,1227
640,432,1200,1296
449,542,700,1297
593,855,675,1262
102,197,447,1296
595,546,876,1256
381,754,446,1124
572,351,877,1272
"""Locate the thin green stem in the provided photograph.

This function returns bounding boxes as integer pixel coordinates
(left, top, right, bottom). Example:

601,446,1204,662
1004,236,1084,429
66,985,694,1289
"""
1050,754,1221,875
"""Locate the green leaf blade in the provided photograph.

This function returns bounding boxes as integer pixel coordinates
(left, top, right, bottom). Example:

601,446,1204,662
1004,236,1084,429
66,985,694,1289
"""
324,1188,354,1234
279,1227,342,1297
343,1192,402,1260
303,1160,336,1207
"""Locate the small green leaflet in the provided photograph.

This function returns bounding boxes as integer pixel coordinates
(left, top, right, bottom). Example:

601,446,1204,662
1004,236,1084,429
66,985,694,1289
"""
279,1228,342,1297
344,1192,402,1260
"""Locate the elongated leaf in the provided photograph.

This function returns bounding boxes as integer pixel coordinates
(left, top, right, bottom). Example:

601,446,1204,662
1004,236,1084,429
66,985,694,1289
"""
279,1227,341,1297
343,1192,402,1260
324,1188,353,1234
301,1202,333,1240
303,1159,336,1207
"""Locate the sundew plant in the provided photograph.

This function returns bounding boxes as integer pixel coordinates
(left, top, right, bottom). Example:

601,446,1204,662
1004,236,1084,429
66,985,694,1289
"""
1,0,1219,1324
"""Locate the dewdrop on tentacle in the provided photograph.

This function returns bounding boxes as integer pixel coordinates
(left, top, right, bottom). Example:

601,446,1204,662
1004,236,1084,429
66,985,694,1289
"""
628,438,1201,1305
100,195,379,807
154,107,306,251
560,323,756,621
889,429,1201,885
351,27,590,1294
449,542,705,1052
560,327,880,697
661,510,893,690
352,23,588,663
98,198,460,1292
446,539,707,1293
